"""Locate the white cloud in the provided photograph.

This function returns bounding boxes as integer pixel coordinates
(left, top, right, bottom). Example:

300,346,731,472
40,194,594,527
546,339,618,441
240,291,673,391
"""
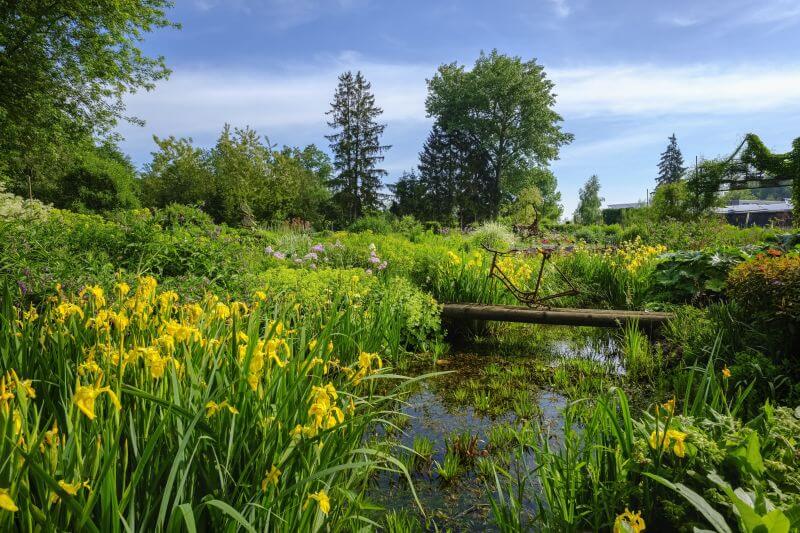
659,0,800,29
550,64,800,117
119,55,430,141
547,0,571,18
117,58,800,169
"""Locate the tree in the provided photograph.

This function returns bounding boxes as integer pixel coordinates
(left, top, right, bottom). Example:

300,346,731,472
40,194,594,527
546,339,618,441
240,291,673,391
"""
651,181,695,221
574,175,603,224
326,71,390,224
58,141,140,212
0,1,175,198
389,171,428,219
509,166,563,222
140,127,333,227
414,123,492,226
140,136,214,208
426,50,572,218
657,134,686,186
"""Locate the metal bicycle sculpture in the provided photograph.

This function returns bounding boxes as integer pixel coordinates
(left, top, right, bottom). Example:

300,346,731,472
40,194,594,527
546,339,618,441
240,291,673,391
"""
482,242,581,308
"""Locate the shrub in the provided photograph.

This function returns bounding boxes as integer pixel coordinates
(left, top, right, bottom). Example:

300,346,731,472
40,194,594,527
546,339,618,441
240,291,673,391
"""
348,214,392,234
153,203,215,230
727,254,800,352
468,222,514,250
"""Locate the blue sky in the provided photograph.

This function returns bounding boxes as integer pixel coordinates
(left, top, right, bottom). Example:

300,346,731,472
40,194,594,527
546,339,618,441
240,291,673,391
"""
117,0,800,217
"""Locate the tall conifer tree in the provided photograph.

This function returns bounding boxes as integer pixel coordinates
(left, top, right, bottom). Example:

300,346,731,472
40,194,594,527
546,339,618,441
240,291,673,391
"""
326,71,390,223
657,134,686,186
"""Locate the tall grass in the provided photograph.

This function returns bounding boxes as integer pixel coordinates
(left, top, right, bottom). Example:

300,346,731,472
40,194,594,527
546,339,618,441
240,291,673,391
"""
488,339,774,532
0,278,419,530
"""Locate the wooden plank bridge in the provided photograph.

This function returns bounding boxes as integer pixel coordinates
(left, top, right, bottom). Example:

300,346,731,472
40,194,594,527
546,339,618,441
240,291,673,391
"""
441,303,674,328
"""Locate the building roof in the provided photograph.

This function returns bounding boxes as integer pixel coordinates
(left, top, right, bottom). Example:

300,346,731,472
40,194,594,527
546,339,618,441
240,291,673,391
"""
604,201,646,210
714,200,792,214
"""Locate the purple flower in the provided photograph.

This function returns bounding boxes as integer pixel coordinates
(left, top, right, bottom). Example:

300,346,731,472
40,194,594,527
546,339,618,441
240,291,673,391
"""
304,252,318,261
365,268,373,275
311,243,325,253
368,255,381,264
309,263,317,270
273,251,286,260
265,246,274,254
17,280,29,295
378,261,388,271
294,258,303,264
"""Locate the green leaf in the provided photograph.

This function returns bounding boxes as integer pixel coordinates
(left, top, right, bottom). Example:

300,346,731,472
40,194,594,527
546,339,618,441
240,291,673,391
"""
203,500,256,533
644,473,732,533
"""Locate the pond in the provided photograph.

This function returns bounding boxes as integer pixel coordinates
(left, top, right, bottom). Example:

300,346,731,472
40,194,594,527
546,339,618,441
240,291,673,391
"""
367,326,621,530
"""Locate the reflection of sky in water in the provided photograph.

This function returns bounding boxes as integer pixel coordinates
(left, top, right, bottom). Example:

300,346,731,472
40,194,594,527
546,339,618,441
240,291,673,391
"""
368,382,567,531
367,329,618,530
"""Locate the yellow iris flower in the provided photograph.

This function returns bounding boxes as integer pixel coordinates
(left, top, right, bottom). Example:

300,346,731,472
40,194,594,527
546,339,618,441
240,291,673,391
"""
73,382,121,420
304,490,330,515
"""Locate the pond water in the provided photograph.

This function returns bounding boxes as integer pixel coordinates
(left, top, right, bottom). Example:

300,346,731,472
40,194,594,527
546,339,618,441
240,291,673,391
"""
367,327,620,531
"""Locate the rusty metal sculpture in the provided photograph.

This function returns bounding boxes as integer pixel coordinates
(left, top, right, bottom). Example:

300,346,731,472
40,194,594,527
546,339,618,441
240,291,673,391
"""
483,243,580,308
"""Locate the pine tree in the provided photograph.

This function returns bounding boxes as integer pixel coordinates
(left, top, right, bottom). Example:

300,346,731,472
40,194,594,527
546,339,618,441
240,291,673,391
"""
573,174,603,224
657,134,686,186
416,123,491,227
326,71,390,224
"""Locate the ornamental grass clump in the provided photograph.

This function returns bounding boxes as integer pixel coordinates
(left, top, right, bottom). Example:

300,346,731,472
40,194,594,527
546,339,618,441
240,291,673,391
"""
0,277,419,531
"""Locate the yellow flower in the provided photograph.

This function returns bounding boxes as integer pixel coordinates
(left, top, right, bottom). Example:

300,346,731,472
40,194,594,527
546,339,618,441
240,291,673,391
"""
254,290,267,302
613,508,645,533
114,281,130,298
80,285,106,308
50,480,91,503
661,398,675,414
215,303,231,320
55,302,84,322
648,428,687,458
722,366,731,379
668,430,687,458
58,480,90,496
261,465,281,490
231,301,248,317
184,303,204,323
204,400,239,418
22,305,38,322
304,490,330,516
73,381,121,420
0,488,18,512
447,251,462,266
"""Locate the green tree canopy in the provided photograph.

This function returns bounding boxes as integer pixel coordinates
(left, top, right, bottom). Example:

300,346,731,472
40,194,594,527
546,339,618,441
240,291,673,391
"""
0,0,176,197
657,134,686,186
573,175,603,225
326,71,390,225
426,50,572,218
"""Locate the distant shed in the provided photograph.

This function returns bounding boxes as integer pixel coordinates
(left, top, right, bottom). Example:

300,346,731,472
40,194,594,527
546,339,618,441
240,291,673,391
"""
714,199,792,227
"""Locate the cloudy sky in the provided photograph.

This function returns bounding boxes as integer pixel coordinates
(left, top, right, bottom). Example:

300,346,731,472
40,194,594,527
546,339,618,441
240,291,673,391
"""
118,0,800,216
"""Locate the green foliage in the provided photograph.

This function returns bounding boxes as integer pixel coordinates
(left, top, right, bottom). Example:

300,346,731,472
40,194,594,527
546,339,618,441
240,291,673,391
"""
687,134,800,223
348,214,393,235
426,50,572,219
651,181,697,221
141,127,332,227
57,143,140,212
573,175,603,224
652,248,751,303
727,254,800,354
0,1,174,199
656,133,686,186
326,71,389,225
469,222,515,250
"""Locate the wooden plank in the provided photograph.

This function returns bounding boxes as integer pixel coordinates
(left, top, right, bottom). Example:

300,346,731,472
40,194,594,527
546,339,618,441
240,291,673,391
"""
441,303,673,328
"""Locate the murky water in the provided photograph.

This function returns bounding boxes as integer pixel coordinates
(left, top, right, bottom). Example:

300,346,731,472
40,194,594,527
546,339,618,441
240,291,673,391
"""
368,328,618,530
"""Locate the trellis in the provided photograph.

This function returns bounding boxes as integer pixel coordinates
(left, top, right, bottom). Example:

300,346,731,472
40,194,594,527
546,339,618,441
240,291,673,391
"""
688,134,800,225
